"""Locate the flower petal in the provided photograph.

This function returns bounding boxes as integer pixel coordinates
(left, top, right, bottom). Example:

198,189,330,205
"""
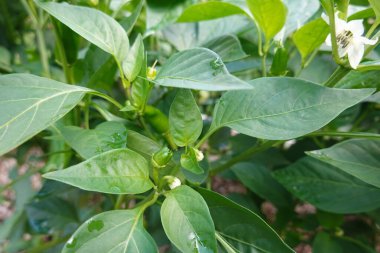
347,41,364,69
338,44,349,58
359,36,378,45
335,14,348,34
347,20,364,36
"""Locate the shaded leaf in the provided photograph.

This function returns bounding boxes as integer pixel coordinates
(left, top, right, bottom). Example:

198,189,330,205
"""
203,35,247,62
307,139,380,188
198,187,295,253
273,157,380,213
122,34,144,82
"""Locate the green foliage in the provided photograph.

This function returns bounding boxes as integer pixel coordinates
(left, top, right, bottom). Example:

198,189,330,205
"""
1,0,380,252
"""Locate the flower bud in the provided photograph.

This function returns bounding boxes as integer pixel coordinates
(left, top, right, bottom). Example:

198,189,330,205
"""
168,177,181,189
152,146,173,168
147,67,157,80
193,148,204,162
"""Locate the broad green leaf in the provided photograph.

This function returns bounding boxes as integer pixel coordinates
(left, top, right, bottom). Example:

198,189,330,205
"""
169,89,203,146
246,0,287,41
282,0,320,36
155,48,252,91
335,70,380,89
348,8,376,21
273,157,380,213
120,0,144,34
307,139,380,188
0,74,89,156
36,1,129,62
210,77,374,140
161,185,217,253
60,121,127,159
358,60,380,71
232,162,291,207
293,18,330,63
131,52,151,112
203,35,247,62
369,0,380,19
197,187,295,253
62,208,158,253
180,148,204,174
43,149,154,194
122,34,144,82
26,197,78,234
313,232,376,253
177,2,246,22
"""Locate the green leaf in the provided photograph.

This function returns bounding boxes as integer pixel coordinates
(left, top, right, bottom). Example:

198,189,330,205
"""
293,18,330,63
282,0,320,36
26,197,78,234
161,185,217,253
313,232,376,253
369,0,380,19
335,70,380,89
177,1,246,22
307,139,380,188
348,8,376,21
0,74,89,156
43,149,154,194
155,48,252,91
210,77,374,140
273,157,380,213
120,0,144,34
197,187,295,253
122,34,144,82
169,89,203,147
232,162,291,207
180,148,204,174
203,35,247,62
358,60,380,71
60,121,127,159
36,1,129,62
246,0,288,41
131,52,151,112
62,208,158,253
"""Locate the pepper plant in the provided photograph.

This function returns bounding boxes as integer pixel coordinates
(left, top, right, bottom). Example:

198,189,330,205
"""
1,0,380,252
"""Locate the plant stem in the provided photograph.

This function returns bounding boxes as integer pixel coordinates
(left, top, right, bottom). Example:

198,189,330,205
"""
323,65,350,87
210,140,280,176
90,91,124,109
194,128,217,149
307,131,380,139
261,52,267,77
22,0,51,77
327,0,344,65
114,194,126,209
366,19,380,38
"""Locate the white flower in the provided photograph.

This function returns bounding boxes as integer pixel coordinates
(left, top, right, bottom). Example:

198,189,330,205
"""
322,12,378,69
168,177,181,190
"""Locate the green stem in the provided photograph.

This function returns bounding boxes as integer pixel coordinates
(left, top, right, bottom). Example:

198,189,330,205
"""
306,131,380,139
323,65,350,87
51,19,74,84
366,19,380,38
261,52,267,77
327,0,344,65
215,232,237,253
135,191,158,209
114,195,126,209
90,91,124,109
22,0,51,77
210,140,280,176
194,128,217,149
84,95,91,129
138,115,156,140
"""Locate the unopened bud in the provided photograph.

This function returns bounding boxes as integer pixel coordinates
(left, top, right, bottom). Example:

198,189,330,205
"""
152,146,173,168
193,148,204,161
168,177,181,189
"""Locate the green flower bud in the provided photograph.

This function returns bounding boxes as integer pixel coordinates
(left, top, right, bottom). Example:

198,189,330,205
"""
147,67,157,80
152,146,173,168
